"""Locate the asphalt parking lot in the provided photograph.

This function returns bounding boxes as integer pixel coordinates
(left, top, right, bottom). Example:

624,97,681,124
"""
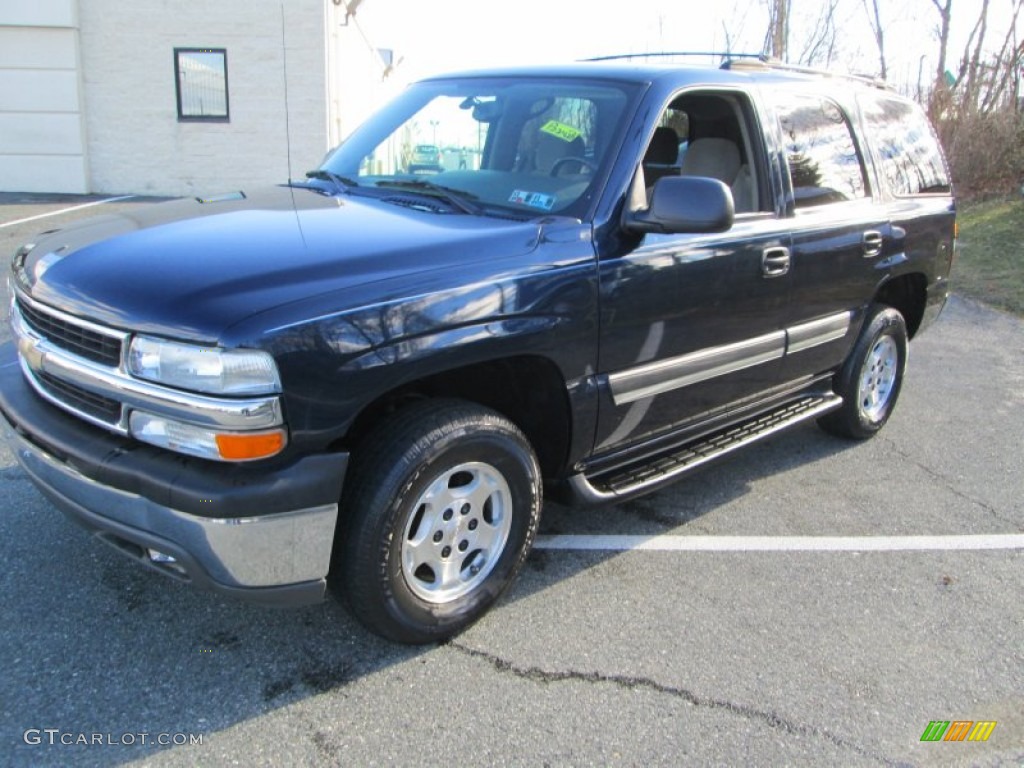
0,195,1021,767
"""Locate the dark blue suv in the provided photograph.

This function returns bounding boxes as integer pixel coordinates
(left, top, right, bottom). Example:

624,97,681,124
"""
1,58,955,642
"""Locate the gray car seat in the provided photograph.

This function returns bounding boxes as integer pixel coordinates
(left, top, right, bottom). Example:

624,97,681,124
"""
680,137,755,213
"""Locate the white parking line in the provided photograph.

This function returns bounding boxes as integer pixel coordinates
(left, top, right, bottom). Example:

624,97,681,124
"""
0,195,136,229
535,534,1024,552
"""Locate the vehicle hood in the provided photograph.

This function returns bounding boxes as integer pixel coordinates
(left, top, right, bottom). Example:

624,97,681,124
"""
16,186,543,342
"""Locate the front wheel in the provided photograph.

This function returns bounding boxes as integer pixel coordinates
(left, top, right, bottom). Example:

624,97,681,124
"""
334,400,541,643
818,304,908,440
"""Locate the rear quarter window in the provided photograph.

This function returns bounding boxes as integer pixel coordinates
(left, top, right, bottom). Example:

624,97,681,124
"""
860,96,951,196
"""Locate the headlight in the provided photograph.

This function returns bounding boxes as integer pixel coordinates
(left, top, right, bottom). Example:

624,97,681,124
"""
128,336,281,395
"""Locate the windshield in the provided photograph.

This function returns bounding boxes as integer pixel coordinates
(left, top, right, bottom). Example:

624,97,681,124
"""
318,77,640,218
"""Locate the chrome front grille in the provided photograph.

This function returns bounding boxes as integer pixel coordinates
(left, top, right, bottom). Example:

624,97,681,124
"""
16,296,124,366
11,295,129,431
34,371,123,424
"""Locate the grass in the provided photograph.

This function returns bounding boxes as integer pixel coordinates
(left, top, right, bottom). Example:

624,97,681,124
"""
954,196,1024,315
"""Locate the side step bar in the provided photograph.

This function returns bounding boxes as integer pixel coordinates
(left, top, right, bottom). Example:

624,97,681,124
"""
570,394,843,503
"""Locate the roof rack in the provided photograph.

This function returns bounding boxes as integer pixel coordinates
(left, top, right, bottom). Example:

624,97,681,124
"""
580,51,891,90
581,51,764,64
721,57,892,90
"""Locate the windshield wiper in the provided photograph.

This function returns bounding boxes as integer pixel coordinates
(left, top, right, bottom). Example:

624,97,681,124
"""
374,180,483,215
304,169,357,193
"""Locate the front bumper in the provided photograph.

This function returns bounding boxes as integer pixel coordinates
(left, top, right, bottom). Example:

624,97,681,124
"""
0,345,348,605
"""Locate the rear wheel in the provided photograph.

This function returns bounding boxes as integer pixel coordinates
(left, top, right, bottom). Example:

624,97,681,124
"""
818,304,908,439
334,400,541,644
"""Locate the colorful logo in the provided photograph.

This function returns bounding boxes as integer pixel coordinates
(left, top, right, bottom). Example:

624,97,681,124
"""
920,721,997,742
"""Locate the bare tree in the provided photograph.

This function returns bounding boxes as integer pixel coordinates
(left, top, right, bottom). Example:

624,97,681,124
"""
946,0,1022,116
861,0,888,79
722,20,737,57
930,0,954,83
928,0,954,118
720,0,768,59
930,0,1024,197
980,0,1024,113
957,0,991,113
797,0,841,67
763,0,790,59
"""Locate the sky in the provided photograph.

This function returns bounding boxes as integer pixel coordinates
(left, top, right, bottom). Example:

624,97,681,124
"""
351,0,1020,94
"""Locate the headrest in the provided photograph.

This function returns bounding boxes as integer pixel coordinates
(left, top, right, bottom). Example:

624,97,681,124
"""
679,138,741,183
645,126,679,165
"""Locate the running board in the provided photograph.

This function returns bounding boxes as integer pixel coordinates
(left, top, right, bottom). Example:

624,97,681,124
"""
570,394,843,503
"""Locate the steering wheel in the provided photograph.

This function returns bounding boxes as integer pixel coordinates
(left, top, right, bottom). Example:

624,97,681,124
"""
549,156,598,176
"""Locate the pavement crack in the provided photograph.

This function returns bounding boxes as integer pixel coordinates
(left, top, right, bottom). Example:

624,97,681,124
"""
881,439,1020,530
448,641,911,767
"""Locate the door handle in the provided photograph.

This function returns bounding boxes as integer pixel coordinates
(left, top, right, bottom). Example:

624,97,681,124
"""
862,230,884,258
761,246,790,278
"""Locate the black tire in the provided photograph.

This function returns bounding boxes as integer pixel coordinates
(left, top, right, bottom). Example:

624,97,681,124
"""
818,304,908,440
333,399,541,644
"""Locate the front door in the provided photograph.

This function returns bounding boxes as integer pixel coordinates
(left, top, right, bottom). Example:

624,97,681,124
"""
593,217,792,454
593,89,799,455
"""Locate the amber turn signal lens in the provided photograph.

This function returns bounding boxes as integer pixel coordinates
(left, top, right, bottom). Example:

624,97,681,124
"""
215,430,286,460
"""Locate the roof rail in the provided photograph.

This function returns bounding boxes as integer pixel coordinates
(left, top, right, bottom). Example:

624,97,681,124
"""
579,51,892,90
581,51,764,64
722,57,892,90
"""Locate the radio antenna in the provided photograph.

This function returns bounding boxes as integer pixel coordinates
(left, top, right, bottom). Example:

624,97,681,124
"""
280,2,294,182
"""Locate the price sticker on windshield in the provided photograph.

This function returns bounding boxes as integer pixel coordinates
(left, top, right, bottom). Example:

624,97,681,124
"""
540,120,582,143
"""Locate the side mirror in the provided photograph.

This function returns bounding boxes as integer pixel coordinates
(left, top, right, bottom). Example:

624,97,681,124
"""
625,176,735,235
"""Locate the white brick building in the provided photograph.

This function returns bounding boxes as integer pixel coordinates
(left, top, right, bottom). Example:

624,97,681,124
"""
0,0,391,196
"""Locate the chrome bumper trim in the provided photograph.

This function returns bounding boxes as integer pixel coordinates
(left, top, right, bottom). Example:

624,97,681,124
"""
7,424,337,588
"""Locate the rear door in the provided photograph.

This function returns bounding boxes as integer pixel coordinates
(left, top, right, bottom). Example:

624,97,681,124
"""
771,90,889,382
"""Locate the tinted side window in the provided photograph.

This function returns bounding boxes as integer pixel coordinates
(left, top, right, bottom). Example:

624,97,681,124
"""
777,94,867,208
861,96,951,196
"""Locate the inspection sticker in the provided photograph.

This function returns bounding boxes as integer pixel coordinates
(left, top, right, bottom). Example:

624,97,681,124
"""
509,189,556,210
540,120,582,142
